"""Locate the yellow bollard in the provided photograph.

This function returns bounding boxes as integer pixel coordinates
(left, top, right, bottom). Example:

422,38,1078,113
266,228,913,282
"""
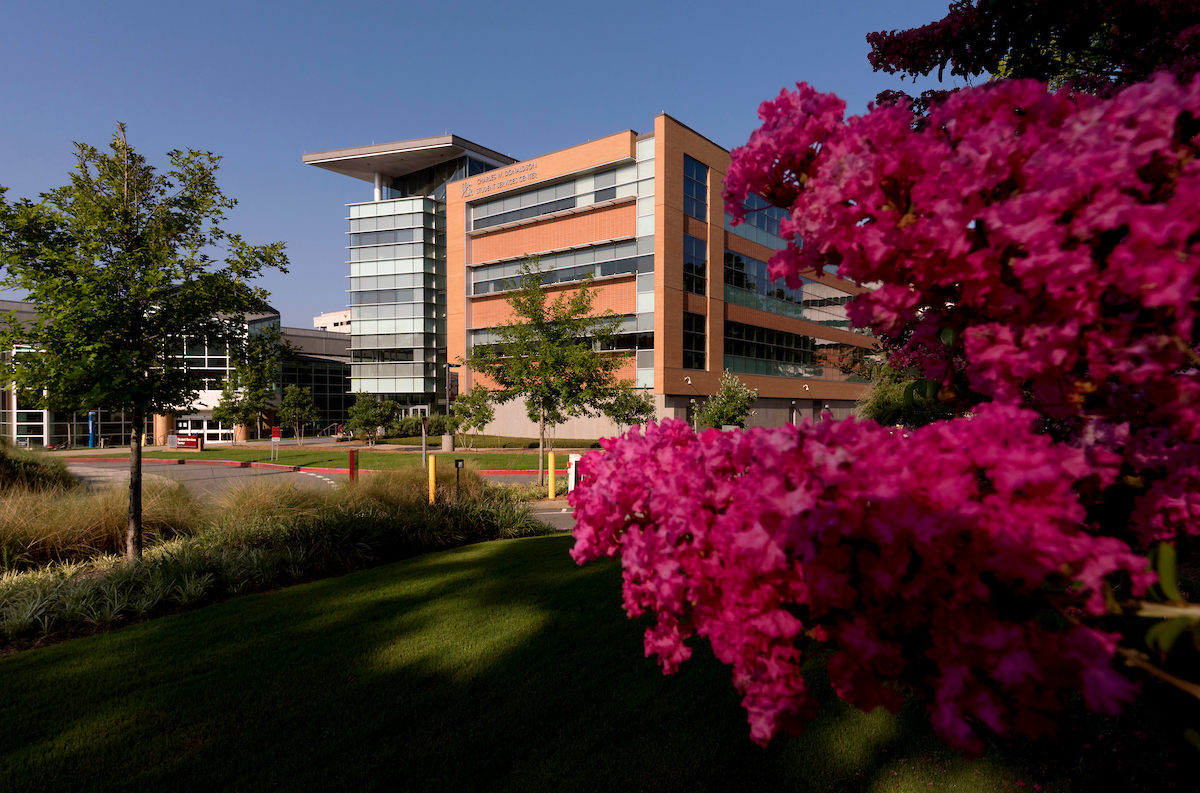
548,452,556,500
428,454,436,504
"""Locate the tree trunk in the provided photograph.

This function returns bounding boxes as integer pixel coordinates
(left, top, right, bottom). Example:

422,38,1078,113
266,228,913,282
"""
126,413,143,561
537,407,546,487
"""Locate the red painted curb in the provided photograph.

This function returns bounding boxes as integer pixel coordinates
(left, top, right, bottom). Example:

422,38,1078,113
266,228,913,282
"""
249,462,300,472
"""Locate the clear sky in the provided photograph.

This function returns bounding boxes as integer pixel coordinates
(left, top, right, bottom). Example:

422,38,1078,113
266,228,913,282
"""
1,0,958,327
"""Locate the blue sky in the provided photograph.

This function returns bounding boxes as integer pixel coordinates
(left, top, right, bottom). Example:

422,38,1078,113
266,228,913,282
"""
1,0,957,326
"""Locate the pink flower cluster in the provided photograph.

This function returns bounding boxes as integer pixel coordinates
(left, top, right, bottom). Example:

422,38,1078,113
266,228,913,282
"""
725,75,1200,547
570,408,1151,754
572,75,1200,752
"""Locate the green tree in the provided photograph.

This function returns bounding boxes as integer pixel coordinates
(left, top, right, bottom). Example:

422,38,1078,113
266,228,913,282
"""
277,384,321,446
346,392,389,444
602,384,656,435
0,124,287,559
225,325,285,440
211,379,258,445
695,371,758,430
466,258,624,484
451,384,495,450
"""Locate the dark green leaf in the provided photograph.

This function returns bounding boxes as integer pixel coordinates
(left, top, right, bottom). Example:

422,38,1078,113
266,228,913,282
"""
1145,616,1193,653
1157,541,1184,603
938,327,957,346
1184,728,1200,752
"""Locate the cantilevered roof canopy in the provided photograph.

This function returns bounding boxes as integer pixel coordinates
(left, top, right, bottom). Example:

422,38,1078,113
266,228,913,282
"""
302,135,516,184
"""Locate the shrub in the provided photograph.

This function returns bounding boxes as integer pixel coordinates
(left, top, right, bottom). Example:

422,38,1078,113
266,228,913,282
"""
0,474,552,649
0,480,204,568
0,442,77,492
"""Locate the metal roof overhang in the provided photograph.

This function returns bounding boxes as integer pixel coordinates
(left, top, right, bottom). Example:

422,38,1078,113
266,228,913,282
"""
302,135,516,184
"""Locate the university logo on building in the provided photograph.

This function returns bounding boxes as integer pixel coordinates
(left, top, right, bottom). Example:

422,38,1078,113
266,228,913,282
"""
461,182,472,198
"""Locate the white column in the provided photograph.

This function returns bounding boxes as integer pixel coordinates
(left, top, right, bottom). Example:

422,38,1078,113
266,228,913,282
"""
373,172,383,202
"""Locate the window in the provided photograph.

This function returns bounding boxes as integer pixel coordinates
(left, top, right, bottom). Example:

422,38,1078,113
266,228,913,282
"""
683,155,708,220
683,312,706,370
683,234,706,295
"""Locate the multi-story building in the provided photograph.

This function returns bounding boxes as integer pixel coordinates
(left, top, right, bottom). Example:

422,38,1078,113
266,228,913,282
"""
313,310,352,333
303,136,516,416
305,117,876,436
0,299,353,447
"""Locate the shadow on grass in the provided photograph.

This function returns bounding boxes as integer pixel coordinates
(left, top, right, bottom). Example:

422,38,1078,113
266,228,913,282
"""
0,535,1190,792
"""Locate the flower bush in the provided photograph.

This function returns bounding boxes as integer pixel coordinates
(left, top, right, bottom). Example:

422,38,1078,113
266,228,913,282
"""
571,74,1200,753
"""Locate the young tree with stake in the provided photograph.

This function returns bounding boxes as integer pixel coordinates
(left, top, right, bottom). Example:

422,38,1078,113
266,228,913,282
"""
467,258,624,485
0,124,287,560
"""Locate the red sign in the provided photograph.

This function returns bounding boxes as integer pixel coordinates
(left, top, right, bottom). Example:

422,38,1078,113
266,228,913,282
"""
271,426,281,441
175,435,200,450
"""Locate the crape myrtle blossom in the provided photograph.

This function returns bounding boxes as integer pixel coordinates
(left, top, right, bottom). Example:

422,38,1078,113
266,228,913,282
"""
724,74,1200,547
571,74,1200,753
569,410,1151,754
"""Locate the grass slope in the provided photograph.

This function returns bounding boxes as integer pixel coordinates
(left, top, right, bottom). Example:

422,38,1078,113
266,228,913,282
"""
0,536,1179,792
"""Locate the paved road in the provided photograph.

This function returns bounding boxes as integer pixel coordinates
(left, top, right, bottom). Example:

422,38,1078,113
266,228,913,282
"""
67,460,577,531
68,461,345,498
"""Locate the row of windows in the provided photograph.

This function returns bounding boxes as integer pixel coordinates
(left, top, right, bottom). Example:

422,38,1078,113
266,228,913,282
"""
724,251,856,328
348,227,437,248
347,212,436,234
350,257,442,279
350,288,434,306
351,349,420,363
469,161,653,231
723,349,869,383
472,255,653,296
474,178,580,220
349,272,440,292
683,234,706,296
474,196,577,230
472,237,652,285
725,320,816,352
350,303,438,321
351,362,440,378
350,332,439,350
471,167,628,230
737,193,788,238
684,155,708,221
349,242,440,262
598,332,654,351
683,312,706,370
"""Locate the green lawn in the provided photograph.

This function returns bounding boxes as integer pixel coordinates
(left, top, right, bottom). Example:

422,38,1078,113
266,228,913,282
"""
74,448,571,471
382,434,603,449
1,534,1175,792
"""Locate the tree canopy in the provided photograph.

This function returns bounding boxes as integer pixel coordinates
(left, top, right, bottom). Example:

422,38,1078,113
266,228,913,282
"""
868,0,1200,110
693,371,757,430
0,124,287,558
278,384,321,446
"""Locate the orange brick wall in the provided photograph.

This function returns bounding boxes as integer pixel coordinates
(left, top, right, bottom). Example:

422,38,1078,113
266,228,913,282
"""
468,278,636,328
471,203,636,263
445,131,640,389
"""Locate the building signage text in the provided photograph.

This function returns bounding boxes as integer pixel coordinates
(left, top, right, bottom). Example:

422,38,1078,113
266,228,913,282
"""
461,162,538,199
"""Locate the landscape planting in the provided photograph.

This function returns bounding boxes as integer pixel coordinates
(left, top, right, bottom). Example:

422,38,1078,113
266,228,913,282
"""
572,70,1200,755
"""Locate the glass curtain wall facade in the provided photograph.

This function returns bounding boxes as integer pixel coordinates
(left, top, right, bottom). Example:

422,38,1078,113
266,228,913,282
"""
347,197,446,403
